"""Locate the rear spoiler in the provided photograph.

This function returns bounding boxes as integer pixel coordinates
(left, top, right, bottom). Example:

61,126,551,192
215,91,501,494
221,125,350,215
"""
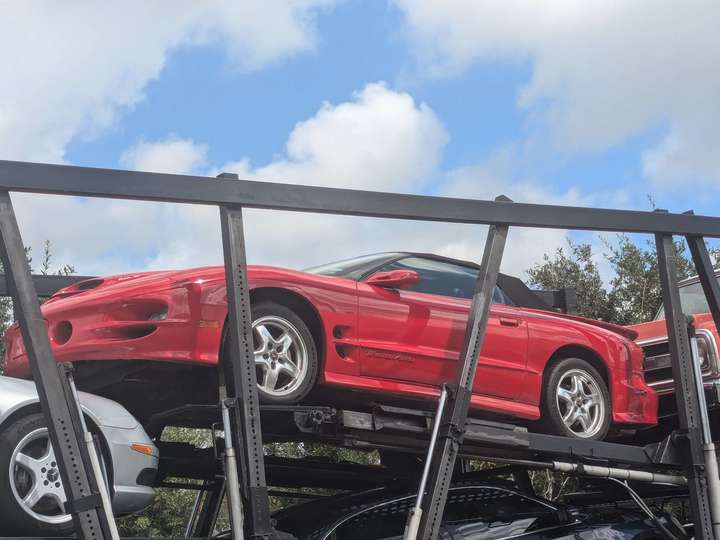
532,288,578,315
497,273,577,314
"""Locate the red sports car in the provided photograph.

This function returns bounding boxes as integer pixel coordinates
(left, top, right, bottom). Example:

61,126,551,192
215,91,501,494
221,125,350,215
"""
3,253,657,440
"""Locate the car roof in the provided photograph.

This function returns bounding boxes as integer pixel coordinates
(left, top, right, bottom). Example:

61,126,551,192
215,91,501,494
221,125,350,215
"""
271,477,549,537
678,270,720,287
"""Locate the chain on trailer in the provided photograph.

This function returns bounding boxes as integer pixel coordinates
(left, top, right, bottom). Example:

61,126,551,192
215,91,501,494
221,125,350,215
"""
3,160,720,540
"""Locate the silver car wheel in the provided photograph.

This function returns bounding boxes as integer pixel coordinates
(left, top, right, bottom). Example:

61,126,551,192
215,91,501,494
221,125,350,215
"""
9,427,71,525
555,368,606,438
253,315,309,397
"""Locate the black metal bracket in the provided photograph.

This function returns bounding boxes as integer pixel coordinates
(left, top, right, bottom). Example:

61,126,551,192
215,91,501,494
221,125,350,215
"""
63,492,103,514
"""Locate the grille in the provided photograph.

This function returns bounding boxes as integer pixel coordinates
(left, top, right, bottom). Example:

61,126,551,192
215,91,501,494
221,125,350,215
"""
642,341,673,384
642,334,713,386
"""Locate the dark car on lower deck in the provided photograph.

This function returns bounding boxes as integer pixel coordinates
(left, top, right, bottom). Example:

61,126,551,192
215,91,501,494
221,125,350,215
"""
265,480,682,540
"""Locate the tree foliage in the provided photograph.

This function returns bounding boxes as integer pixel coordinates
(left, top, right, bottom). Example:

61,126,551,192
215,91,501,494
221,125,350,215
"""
526,240,611,321
528,235,720,325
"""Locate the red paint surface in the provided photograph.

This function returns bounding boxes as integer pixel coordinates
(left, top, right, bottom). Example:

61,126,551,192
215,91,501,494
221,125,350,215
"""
4,265,657,426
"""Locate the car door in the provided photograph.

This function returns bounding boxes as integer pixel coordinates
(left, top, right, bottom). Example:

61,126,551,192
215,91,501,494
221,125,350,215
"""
355,256,528,401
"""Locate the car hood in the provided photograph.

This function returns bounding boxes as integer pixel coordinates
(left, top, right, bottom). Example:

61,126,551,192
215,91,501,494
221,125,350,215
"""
0,375,140,430
44,264,319,305
45,266,226,303
627,312,715,342
517,308,639,341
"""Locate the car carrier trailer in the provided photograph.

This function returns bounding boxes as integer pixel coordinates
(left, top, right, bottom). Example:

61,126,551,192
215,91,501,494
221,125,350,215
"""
2,159,720,539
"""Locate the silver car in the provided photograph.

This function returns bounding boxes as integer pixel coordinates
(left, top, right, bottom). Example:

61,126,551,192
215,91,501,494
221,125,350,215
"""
0,376,158,536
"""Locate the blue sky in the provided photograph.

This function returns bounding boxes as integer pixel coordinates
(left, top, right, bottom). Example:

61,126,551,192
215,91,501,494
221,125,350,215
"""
2,1,718,277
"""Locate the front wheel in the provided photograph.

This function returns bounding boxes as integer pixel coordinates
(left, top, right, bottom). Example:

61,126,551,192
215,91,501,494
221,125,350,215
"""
0,413,76,536
249,301,318,404
541,358,611,440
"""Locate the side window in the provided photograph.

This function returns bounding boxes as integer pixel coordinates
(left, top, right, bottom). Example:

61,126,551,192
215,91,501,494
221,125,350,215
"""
376,257,478,299
375,257,512,303
492,286,513,305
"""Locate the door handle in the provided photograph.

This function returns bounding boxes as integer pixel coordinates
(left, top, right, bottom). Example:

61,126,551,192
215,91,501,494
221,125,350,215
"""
499,317,521,327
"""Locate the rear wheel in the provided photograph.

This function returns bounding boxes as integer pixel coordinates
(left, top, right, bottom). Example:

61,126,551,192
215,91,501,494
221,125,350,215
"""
248,301,318,404
541,358,611,440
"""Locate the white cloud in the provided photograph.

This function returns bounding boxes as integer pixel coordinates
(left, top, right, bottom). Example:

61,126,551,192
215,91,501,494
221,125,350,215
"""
120,138,208,175
125,85,587,277
14,84,618,279
394,0,720,188
0,1,335,164
220,83,447,192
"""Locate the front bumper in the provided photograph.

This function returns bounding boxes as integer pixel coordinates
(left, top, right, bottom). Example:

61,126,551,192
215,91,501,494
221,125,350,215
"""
612,373,659,426
99,421,158,514
657,381,720,419
2,284,227,378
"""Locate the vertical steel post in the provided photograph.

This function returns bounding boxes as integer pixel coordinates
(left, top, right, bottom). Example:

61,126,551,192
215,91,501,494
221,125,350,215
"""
416,212,510,540
687,235,720,335
687,235,720,539
656,233,714,540
0,191,109,539
219,201,274,539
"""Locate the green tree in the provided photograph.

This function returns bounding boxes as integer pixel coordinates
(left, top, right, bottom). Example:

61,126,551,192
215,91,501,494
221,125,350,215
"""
526,235,720,325
526,239,612,321
605,236,691,324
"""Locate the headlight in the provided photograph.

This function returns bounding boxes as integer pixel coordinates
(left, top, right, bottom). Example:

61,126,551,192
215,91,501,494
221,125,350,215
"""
695,331,717,371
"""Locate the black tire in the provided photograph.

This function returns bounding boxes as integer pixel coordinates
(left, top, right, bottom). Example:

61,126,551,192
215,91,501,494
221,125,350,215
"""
541,358,611,440
244,301,319,404
0,413,76,536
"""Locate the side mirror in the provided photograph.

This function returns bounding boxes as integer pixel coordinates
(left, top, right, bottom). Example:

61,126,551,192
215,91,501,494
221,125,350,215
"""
366,269,419,289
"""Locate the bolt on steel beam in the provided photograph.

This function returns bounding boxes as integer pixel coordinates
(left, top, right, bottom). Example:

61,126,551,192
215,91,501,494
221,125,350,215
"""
415,214,510,540
656,233,714,540
0,191,112,539
219,202,274,539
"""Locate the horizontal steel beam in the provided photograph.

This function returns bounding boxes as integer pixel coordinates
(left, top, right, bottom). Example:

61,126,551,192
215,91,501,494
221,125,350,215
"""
0,274,93,297
2,160,720,236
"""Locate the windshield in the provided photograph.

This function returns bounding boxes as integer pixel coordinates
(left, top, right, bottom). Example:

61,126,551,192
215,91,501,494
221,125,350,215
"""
304,253,400,280
655,278,717,320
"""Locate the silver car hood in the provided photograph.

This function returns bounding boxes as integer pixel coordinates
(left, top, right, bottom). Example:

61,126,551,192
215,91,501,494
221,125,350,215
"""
0,376,139,430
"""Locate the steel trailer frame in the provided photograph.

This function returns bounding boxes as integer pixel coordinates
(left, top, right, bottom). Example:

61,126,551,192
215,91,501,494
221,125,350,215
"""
1,159,720,539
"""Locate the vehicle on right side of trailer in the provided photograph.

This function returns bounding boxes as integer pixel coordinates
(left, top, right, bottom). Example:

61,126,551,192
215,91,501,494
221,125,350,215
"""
263,480,685,540
628,272,720,420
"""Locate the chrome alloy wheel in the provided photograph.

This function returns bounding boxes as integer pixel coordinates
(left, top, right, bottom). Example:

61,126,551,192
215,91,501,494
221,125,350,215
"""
252,315,309,397
9,428,70,525
555,368,606,438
